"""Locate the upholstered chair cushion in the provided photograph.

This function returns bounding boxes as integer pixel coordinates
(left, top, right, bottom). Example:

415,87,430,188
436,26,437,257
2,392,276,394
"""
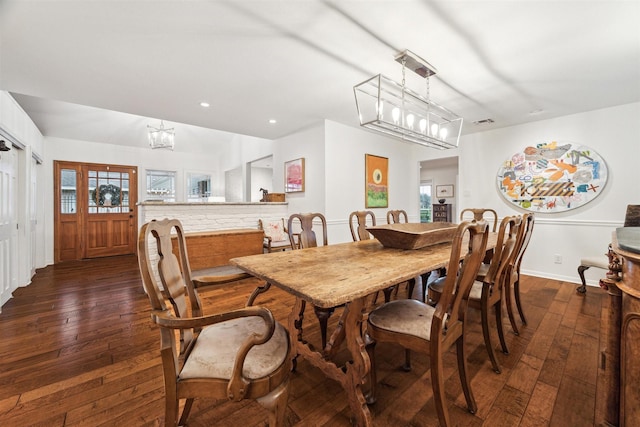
265,221,287,242
367,299,435,341
180,316,289,380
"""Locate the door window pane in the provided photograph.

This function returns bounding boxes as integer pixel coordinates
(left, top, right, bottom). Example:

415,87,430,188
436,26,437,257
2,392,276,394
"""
420,183,432,223
89,169,128,213
60,169,76,214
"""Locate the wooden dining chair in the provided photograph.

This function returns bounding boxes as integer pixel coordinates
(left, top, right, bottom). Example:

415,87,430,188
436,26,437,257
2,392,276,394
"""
386,209,408,224
349,210,376,241
460,208,499,266
430,215,521,373
505,212,535,334
138,218,291,427
365,220,489,427
287,212,335,349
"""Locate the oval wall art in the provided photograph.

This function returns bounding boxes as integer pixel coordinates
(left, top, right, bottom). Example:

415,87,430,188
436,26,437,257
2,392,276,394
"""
496,141,607,213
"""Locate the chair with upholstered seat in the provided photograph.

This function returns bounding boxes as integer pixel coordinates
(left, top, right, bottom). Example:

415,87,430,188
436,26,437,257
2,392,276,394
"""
429,215,522,374
576,204,639,293
365,220,489,427
258,218,292,252
287,212,335,349
138,218,291,427
386,209,408,224
505,213,535,334
460,208,499,267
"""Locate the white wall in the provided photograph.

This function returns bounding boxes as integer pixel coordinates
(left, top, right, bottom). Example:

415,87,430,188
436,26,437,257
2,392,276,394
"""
324,121,421,243
420,158,459,214
272,123,326,216
458,102,640,286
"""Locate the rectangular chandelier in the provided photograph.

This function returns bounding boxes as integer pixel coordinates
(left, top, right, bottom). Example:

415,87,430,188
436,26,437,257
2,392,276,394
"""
147,120,175,150
353,51,463,150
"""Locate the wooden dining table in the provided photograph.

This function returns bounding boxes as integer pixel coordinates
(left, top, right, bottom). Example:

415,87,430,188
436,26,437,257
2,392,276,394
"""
231,232,498,426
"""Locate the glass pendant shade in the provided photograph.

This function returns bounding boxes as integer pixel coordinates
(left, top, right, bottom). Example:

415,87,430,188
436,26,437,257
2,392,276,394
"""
354,74,463,150
147,121,175,150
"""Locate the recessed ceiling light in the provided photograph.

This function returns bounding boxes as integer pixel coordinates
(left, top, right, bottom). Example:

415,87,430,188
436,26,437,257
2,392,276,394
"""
200,102,210,108
268,119,277,124
529,109,544,115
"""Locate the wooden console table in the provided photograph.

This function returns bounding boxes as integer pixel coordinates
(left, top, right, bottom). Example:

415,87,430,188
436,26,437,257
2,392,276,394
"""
599,227,640,427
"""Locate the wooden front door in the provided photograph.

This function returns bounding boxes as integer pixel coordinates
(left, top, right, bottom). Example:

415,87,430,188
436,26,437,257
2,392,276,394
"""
54,161,138,262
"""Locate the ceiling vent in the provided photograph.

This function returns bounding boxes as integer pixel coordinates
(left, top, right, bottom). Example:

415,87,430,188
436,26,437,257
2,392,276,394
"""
473,118,495,125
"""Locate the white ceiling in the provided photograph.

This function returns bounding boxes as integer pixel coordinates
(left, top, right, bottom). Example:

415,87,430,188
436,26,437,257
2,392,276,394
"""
1,1,639,149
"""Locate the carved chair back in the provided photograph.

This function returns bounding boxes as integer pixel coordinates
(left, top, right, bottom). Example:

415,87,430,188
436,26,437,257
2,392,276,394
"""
349,210,376,242
287,212,328,249
460,208,499,232
386,209,408,224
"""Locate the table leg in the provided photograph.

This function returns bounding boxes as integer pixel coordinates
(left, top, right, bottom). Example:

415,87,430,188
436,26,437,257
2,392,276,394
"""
342,297,372,426
288,296,373,426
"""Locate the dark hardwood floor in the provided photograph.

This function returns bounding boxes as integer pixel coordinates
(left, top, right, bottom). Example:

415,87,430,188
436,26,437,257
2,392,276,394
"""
0,255,606,426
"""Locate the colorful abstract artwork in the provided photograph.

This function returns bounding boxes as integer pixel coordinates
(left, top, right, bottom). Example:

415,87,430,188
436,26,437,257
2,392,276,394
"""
365,154,388,208
496,141,607,212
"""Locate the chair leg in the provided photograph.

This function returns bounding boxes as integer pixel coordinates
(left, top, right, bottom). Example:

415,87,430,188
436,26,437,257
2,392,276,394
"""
481,302,501,374
514,276,527,325
177,398,194,427
504,279,520,336
577,265,589,294
456,335,477,414
495,302,509,355
430,347,451,427
364,336,377,404
402,349,412,372
257,379,290,427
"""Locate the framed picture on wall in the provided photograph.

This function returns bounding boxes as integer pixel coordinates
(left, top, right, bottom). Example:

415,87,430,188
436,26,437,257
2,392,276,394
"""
285,158,305,193
365,154,388,208
436,184,454,198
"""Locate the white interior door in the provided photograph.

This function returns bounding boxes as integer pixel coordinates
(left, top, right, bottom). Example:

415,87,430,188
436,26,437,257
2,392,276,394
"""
0,147,18,308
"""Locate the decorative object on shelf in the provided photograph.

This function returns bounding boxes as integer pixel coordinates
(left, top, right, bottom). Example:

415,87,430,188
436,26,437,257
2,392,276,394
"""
365,154,388,208
0,140,10,151
147,120,175,150
259,187,269,202
353,49,463,149
496,141,608,212
438,198,446,204
436,184,454,198
91,184,121,207
285,157,305,193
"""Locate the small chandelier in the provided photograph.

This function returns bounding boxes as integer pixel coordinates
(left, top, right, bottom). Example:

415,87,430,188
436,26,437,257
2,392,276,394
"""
354,50,463,149
147,120,175,150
